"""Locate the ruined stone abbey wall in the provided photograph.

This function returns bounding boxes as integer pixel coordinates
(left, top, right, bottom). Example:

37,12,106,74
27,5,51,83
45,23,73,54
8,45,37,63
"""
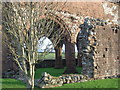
2,1,120,78
55,2,120,78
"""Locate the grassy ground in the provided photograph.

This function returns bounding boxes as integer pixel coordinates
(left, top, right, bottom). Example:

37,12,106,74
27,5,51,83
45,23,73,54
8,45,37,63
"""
54,78,119,88
35,67,82,79
1,78,119,88
1,67,81,88
1,78,26,88
1,67,119,88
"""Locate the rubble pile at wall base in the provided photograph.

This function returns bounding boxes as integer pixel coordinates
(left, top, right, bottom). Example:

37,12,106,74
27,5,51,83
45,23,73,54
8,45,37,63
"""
35,72,120,88
35,72,89,88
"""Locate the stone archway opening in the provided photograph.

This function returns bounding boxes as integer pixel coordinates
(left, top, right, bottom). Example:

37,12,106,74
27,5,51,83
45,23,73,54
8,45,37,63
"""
37,36,55,60
35,18,70,70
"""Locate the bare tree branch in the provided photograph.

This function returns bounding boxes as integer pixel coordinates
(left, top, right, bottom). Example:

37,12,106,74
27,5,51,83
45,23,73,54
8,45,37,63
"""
2,2,66,89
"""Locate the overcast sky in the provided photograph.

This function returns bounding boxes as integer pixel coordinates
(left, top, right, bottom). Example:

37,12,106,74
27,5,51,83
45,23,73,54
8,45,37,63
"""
37,37,78,52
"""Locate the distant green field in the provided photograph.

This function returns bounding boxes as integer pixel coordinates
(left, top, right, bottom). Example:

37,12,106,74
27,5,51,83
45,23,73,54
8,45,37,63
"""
38,52,78,60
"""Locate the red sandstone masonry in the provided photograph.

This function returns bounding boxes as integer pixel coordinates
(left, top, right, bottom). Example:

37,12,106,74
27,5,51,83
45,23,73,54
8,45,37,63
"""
2,2,119,78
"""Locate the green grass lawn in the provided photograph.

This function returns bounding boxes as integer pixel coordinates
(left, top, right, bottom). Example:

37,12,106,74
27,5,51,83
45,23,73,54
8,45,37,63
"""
35,67,82,79
54,78,119,88
1,67,119,88
1,78,119,88
1,78,26,88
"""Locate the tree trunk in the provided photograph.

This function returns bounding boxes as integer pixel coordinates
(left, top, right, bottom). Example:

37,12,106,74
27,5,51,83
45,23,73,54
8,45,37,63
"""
28,64,35,90
24,63,35,90
26,76,32,89
64,41,77,74
54,43,63,69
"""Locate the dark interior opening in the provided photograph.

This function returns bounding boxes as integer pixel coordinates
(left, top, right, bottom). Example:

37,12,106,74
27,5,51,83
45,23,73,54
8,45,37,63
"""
105,48,108,51
112,29,114,32
108,38,110,40
117,56,119,59
115,30,118,33
103,54,105,58
95,66,97,69
103,28,105,30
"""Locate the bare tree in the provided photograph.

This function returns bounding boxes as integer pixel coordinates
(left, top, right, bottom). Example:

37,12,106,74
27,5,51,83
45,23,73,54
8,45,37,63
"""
2,2,66,89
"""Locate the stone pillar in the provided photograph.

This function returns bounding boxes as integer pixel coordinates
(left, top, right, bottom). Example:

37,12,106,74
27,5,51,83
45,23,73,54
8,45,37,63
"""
64,40,77,74
54,43,63,69
76,43,82,67
77,52,82,67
